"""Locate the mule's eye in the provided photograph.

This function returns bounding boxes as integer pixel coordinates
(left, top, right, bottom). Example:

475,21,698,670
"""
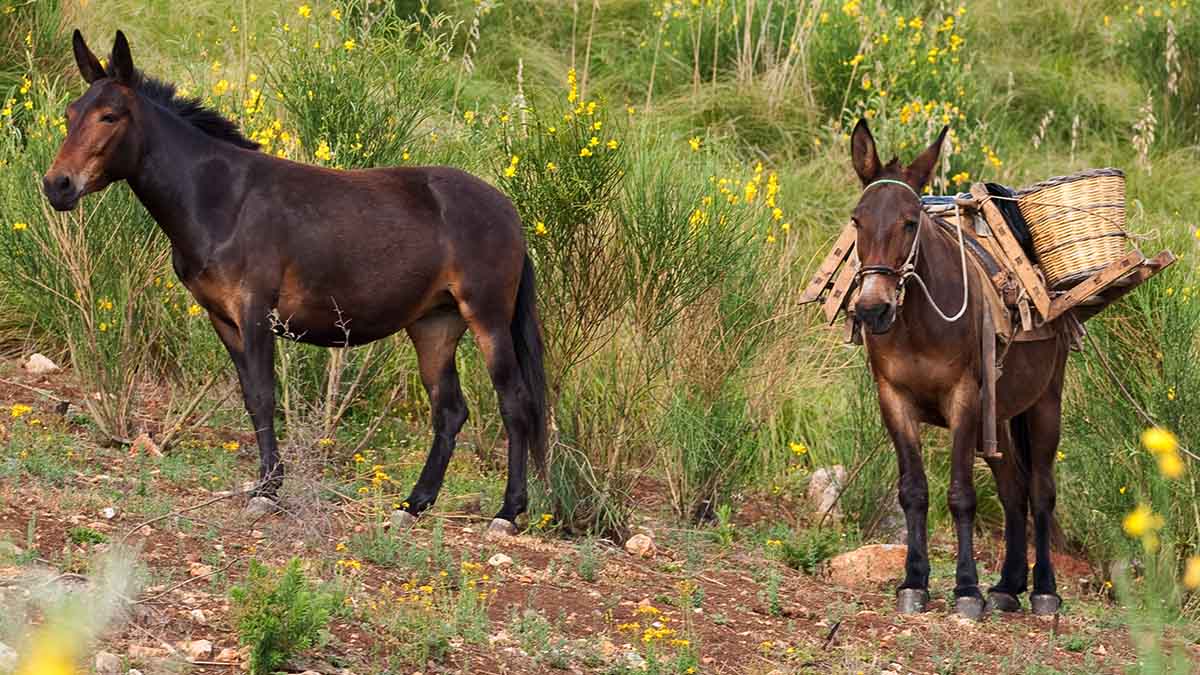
100,112,118,124
903,219,917,231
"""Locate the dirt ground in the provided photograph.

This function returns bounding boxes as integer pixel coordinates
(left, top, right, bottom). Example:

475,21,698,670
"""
0,359,1193,674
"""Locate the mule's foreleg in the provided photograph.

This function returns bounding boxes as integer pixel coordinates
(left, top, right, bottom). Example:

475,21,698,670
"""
400,312,470,518
947,394,984,617
210,309,282,500
878,383,930,612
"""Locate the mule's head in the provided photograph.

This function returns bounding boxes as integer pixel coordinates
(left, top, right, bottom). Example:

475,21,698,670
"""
849,118,948,334
43,30,144,211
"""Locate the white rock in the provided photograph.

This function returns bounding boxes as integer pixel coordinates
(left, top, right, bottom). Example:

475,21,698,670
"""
94,651,122,674
24,353,59,375
184,639,212,661
624,533,656,558
807,465,848,519
487,553,513,568
100,507,118,520
189,608,208,625
128,670,144,675
0,642,18,672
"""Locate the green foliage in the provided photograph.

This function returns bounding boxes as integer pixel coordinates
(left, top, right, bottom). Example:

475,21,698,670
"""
229,558,336,675
775,528,840,575
67,526,107,546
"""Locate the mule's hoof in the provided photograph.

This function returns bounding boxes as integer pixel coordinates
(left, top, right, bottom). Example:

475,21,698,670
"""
390,509,417,529
486,518,517,538
244,496,280,518
896,588,930,614
1030,593,1061,616
985,592,1021,613
955,595,987,620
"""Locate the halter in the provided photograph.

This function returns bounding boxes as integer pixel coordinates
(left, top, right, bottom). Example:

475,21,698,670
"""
855,178,969,323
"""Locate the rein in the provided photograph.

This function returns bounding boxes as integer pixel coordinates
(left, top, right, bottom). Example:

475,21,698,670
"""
857,179,970,323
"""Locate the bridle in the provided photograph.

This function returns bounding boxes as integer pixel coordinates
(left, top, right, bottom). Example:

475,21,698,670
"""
855,178,969,323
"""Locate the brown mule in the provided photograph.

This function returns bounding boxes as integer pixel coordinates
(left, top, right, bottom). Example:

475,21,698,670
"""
43,31,548,535
849,119,1067,618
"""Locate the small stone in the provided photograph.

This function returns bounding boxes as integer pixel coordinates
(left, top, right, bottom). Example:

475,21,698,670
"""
129,433,162,458
624,533,656,558
390,509,417,529
94,651,123,675
128,670,145,675
100,507,118,520
486,518,517,538
488,553,513,568
0,642,16,672
623,651,646,668
214,647,240,663
828,544,908,587
184,639,212,661
244,496,279,518
807,465,848,519
127,644,167,660
189,563,213,577
24,352,59,374
189,608,208,625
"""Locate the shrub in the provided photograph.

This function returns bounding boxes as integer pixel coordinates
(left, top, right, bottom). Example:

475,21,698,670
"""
229,558,336,675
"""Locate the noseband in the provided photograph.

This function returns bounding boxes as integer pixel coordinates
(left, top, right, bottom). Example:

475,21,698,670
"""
855,178,970,323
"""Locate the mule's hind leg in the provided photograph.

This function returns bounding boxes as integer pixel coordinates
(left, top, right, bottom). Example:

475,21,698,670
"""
878,382,931,613
460,306,536,536
984,420,1029,613
1027,387,1064,615
396,309,470,524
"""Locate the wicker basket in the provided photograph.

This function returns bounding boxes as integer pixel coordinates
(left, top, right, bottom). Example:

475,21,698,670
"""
1015,168,1128,289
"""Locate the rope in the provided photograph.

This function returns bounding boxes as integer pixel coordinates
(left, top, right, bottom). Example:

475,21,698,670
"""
858,179,970,323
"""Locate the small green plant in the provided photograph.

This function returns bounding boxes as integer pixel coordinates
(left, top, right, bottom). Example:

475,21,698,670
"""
229,558,336,675
67,526,106,546
776,528,841,575
758,567,784,617
708,503,736,548
577,538,600,582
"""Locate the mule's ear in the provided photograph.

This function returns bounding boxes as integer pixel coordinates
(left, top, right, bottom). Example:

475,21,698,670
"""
850,118,882,186
109,30,135,84
73,30,105,84
904,125,949,191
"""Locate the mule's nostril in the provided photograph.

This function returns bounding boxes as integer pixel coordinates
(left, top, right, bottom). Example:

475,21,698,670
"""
55,175,72,192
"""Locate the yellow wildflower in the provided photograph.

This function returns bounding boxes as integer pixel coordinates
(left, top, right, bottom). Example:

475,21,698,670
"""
298,4,311,18
11,222,27,231
579,147,593,157
222,440,240,452
315,140,332,161
1184,556,1200,590
534,221,548,236
688,136,701,152
11,404,32,418
212,79,229,96
343,39,356,52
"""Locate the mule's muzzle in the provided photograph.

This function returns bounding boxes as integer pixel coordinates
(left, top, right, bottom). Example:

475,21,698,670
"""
42,173,82,211
855,300,896,334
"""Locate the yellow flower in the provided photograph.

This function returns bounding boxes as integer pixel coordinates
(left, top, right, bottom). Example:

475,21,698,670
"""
357,486,370,495
1168,386,1176,401
463,110,476,124
789,441,807,455
534,221,548,236
98,297,114,311
331,8,342,20
588,136,600,147
212,79,229,96
1122,503,1164,539
579,147,593,157
1185,556,1200,590
1142,427,1178,455
10,404,32,418
626,105,636,115
1159,451,1185,479
688,136,701,152
98,322,109,332
222,440,240,452
343,39,356,52
298,4,311,18
607,139,619,150
952,171,970,185
318,437,334,446
11,222,27,231
354,453,366,463
315,140,333,162
230,22,238,33
546,161,558,172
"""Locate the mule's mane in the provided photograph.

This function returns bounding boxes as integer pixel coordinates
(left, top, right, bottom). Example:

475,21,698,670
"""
109,66,260,150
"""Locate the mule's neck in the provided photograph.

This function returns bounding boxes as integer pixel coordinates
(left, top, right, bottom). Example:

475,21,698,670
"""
126,98,253,276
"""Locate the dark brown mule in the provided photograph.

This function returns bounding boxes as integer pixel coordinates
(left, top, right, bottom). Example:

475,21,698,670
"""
43,31,547,536
849,119,1067,619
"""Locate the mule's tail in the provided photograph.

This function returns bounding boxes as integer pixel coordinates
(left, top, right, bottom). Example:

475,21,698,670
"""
512,254,548,476
1010,412,1065,549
